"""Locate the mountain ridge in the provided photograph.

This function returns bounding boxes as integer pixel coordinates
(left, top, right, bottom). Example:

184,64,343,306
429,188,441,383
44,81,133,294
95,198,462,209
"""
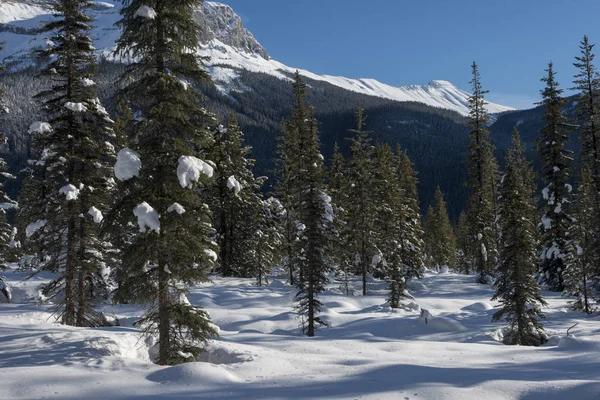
0,0,515,116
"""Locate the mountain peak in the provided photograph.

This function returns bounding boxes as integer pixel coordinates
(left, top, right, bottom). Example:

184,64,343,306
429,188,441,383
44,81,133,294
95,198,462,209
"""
428,80,455,88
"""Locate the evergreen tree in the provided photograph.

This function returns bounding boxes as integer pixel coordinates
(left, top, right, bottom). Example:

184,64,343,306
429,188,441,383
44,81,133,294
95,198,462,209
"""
26,0,114,326
113,0,218,364
0,42,18,269
573,36,600,191
345,107,376,295
455,212,473,274
252,197,284,286
275,77,305,286
492,130,547,346
209,115,263,277
424,187,456,269
328,143,353,294
537,62,575,292
565,168,598,313
284,73,331,336
465,62,500,283
395,148,425,280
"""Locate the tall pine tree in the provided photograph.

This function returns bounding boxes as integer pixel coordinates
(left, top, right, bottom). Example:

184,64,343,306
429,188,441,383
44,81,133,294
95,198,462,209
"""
424,186,456,270
465,62,500,284
395,148,425,281
284,73,331,336
345,107,376,295
492,130,547,346
537,62,575,292
26,0,114,326
564,168,598,313
113,0,218,364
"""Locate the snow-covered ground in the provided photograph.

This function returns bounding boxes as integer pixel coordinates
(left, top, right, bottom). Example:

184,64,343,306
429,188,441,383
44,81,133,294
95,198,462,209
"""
1,267,599,399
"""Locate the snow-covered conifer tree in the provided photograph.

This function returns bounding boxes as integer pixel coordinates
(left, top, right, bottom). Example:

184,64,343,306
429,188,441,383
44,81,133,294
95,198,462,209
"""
537,62,575,292
465,62,500,283
25,0,114,326
492,130,547,346
113,0,218,364
395,148,425,281
345,107,377,295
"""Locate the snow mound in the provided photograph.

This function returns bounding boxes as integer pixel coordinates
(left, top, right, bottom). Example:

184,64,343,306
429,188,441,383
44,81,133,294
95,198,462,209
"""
88,206,103,223
133,202,160,233
439,265,450,274
28,121,52,134
59,184,80,201
227,175,242,195
177,156,214,188
462,302,494,312
114,148,141,181
420,314,468,332
198,341,255,364
557,336,600,352
146,362,240,384
134,5,156,19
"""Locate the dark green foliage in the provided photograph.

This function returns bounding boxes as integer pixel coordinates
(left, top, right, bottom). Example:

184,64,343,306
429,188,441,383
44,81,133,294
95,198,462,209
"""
112,0,218,365
282,72,331,336
252,197,284,286
424,186,456,270
345,107,377,295
24,0,114,327
0,42,19,268
395,148,425,280
208,115,264,278
565,168,598,313
537,63,575,292
492,130,547,346
465,62,500,283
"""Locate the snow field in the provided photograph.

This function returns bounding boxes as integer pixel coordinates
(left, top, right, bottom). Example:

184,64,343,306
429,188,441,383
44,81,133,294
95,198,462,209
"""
1,268,599,399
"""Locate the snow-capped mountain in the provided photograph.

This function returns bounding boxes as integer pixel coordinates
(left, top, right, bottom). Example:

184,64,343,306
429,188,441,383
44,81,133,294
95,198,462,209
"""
0,0,514,116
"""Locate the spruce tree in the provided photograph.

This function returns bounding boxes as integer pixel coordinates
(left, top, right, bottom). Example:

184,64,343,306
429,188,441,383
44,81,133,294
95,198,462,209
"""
395,148,425,280
465,62,500,283
113,0,218,364
275,77,304,286
26,0,114,326
573,36,600,191
425,186,456,269
328,143,353,293
492,130,547,346
345,107,376,295
209,115,263,277
252,197,284,286
537,62,575,292
565,168,598,313
283,74,331,336
455,212,473,274
0,42,18,269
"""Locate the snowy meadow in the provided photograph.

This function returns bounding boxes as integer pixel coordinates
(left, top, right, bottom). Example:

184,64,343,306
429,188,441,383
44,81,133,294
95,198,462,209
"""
1,267,599,400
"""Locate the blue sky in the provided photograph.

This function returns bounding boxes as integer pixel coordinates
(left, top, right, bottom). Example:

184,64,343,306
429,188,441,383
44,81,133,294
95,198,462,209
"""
223,0,600,110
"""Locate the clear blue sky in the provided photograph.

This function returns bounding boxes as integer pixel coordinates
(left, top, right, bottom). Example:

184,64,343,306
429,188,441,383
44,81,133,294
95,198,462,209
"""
223,0,600,110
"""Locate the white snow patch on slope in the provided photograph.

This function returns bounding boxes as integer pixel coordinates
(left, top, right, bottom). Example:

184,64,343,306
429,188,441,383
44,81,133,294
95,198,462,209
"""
0,3,51,24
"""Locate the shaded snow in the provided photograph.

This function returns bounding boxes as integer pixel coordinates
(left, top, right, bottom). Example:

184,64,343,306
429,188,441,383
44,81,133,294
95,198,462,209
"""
114,148,141,181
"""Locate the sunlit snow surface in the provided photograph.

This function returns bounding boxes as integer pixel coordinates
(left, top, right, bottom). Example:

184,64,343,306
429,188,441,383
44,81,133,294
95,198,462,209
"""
0,1,514,116
1,266,599,399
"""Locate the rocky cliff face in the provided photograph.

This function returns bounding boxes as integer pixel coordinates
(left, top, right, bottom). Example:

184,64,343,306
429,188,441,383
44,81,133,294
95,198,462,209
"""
195,2,268,59
1,1,268,58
